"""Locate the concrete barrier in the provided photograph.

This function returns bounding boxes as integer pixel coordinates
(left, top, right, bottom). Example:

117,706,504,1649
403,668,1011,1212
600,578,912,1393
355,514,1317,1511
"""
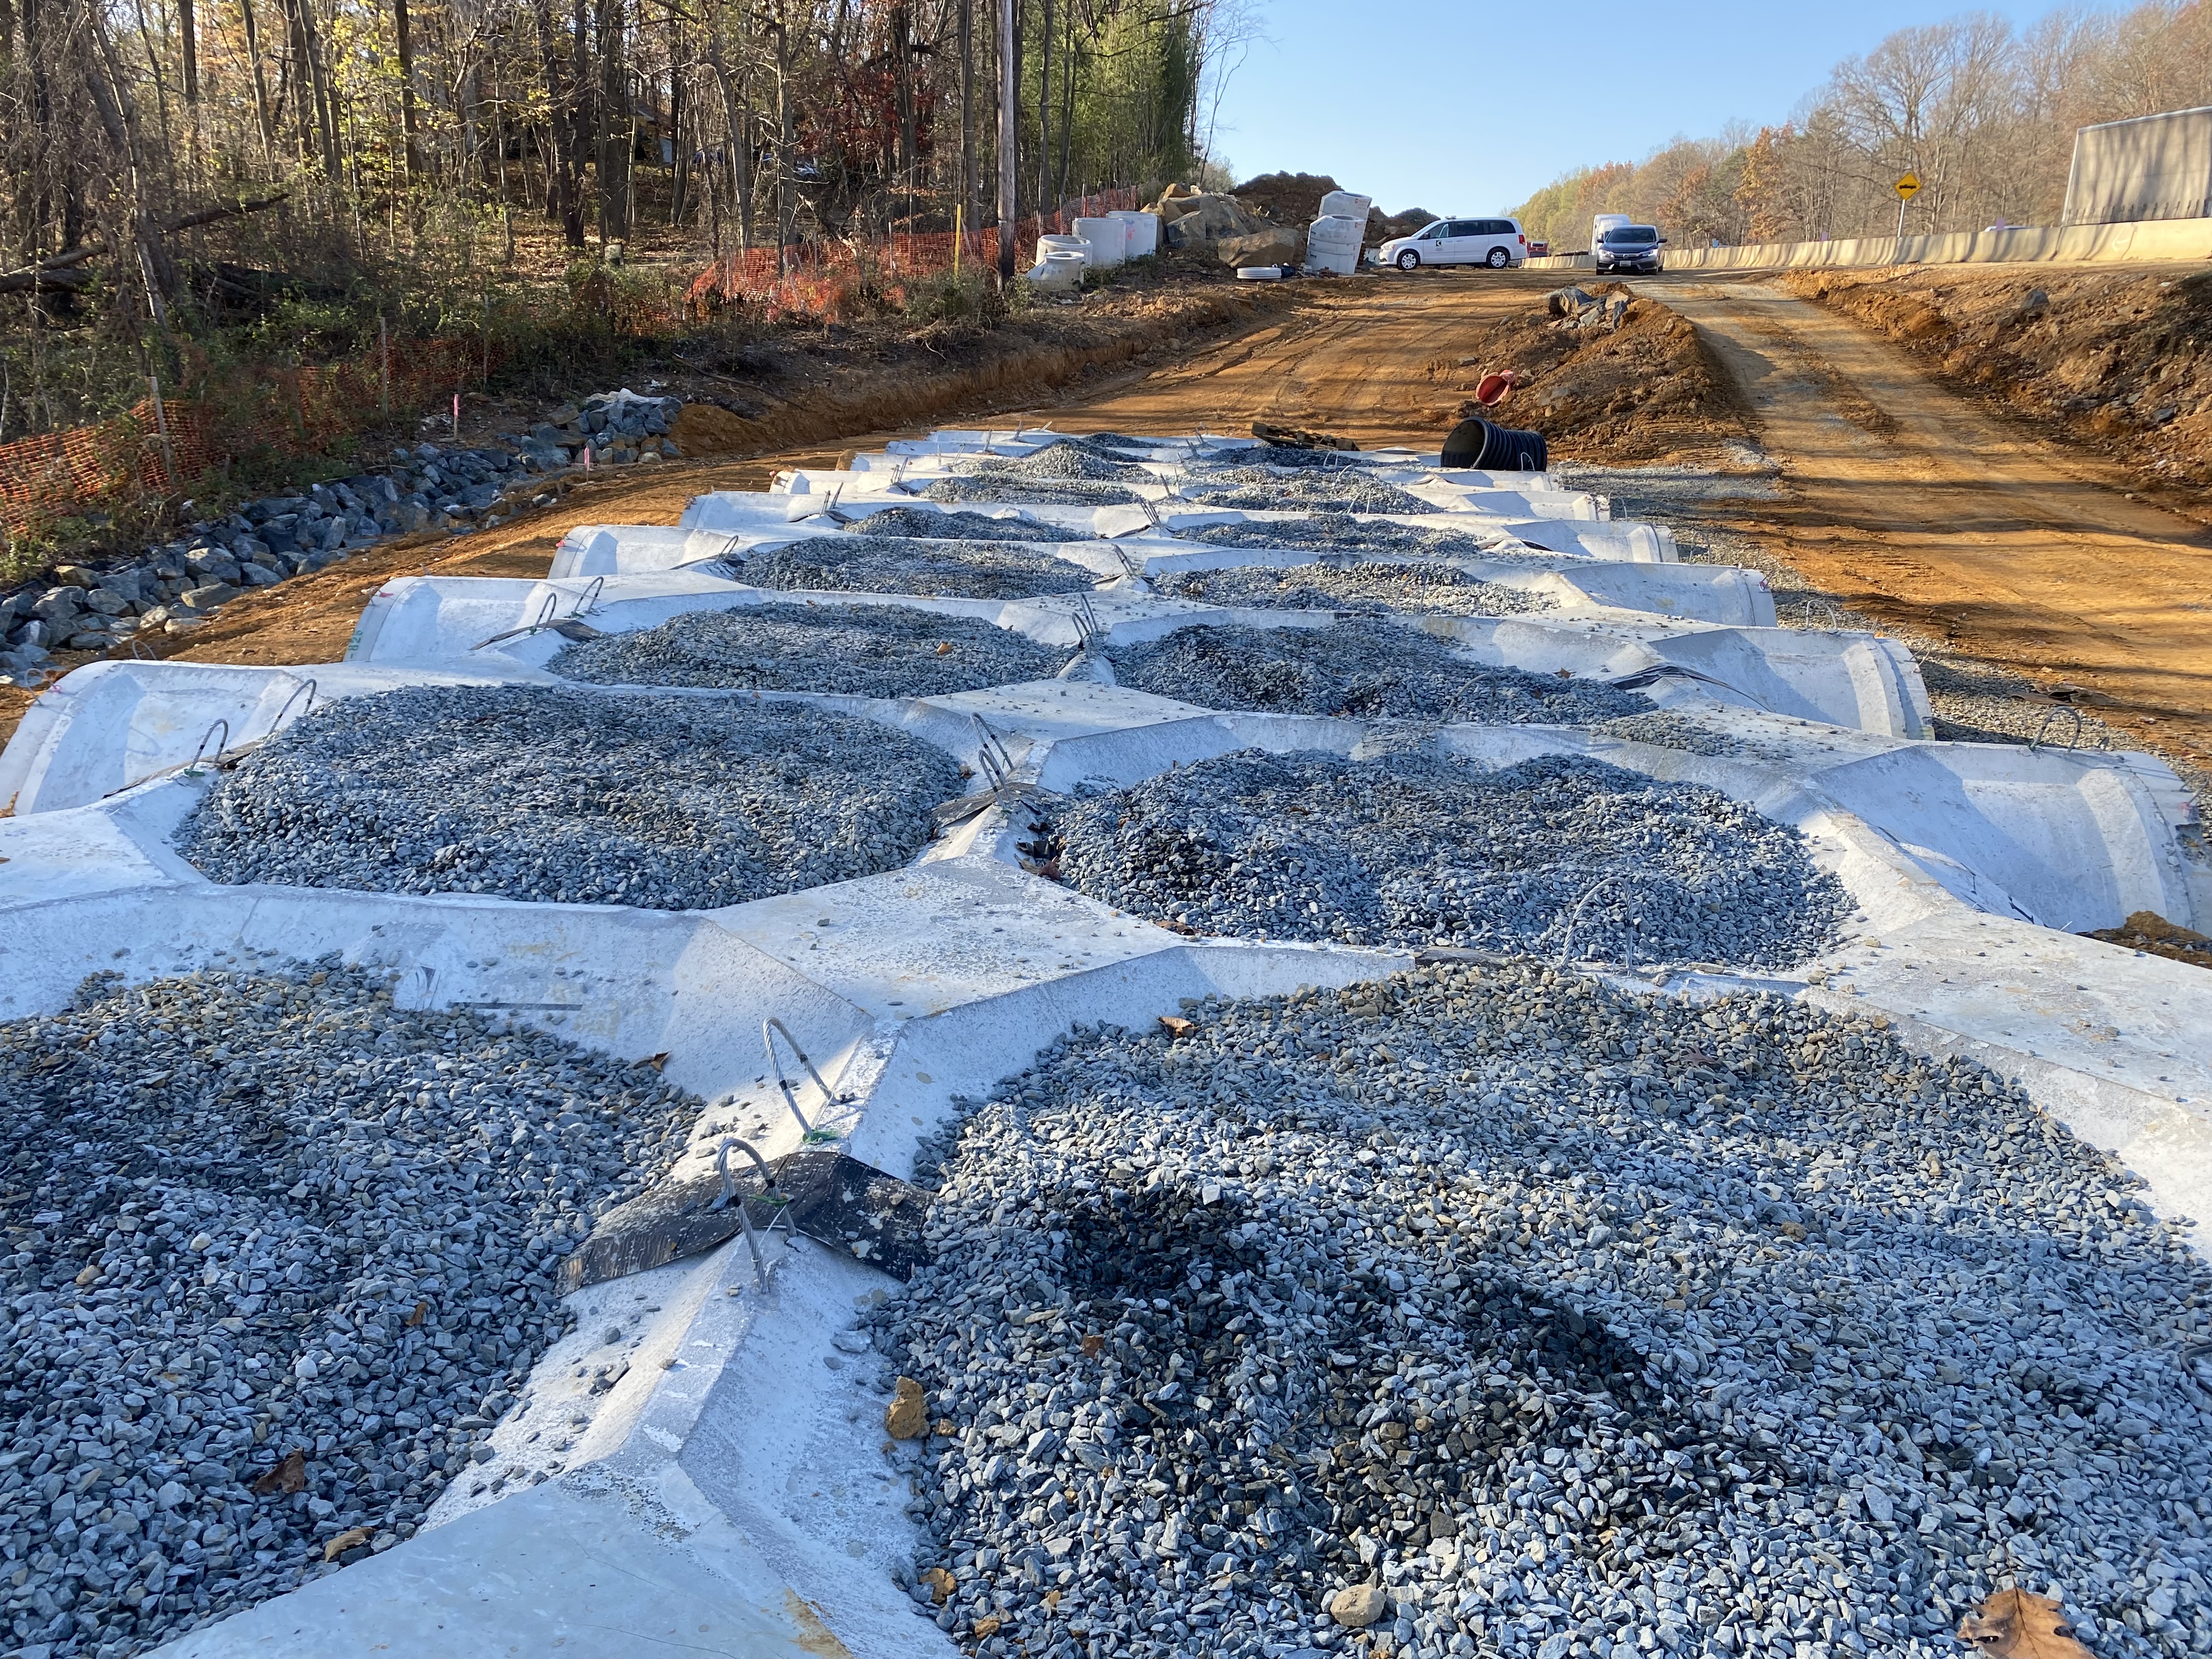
1526,214,2212,276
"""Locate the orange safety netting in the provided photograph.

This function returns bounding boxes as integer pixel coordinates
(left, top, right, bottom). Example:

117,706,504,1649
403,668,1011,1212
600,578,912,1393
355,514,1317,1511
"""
0,337,495,539
686,188,1146,319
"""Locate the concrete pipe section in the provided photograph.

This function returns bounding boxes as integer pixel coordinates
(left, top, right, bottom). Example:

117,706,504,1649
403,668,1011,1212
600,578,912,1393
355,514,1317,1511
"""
0,427,2207,1659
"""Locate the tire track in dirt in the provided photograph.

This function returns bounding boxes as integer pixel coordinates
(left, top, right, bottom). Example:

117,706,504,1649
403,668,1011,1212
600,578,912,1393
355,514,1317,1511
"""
1663,276,2212,769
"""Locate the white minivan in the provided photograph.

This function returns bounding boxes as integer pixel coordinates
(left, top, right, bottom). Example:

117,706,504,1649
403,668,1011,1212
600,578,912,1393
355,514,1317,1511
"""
1376,217,1527,271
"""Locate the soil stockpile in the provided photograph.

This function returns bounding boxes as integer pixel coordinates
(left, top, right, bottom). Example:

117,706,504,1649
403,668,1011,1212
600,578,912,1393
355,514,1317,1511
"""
0,963,698,1657
551,602,1063,696
1108,620,1643,723
876,963,2211,1659
1053,749,1848,966
178,686,960,908
738,535,1099,600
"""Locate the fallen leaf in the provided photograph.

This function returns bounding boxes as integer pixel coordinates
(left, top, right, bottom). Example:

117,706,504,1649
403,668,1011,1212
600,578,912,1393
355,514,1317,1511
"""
1080,1333,1105,1357
919,1566,955,1606
1158,1015,1195,1039
321,1526,370,1562
639,1052,670,1073
974,1613,1003,1639
1956,1588,2091,1658
1044,1589,1062,1610
934,641,954,656
252,1449,307,1496
406,1300,427,1327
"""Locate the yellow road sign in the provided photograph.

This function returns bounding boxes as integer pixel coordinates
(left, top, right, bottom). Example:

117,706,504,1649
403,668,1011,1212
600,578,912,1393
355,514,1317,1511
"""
1894,172,1923,201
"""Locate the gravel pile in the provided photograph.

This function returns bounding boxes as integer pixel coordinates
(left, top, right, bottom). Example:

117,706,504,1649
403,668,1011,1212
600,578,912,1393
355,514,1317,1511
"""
877,963,2212,1659
853,507,1088,544
551,602,1064,698
1156,563,1551,620
968,443,1155,483
1052,749,1849,966
1181,474,1435,516
1213,447,1392,470
178,686,961,909
738,536,1099,600
923,477,1147,507
0,961,699,1658
1182,515,1517,562
1108,621,1645,724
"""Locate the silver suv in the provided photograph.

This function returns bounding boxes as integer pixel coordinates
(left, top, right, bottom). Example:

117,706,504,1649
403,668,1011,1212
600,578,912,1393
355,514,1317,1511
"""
1594,224,1665,274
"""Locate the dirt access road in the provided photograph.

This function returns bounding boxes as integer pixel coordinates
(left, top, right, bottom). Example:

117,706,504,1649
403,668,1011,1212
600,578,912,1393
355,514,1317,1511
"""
1658,274,2212,765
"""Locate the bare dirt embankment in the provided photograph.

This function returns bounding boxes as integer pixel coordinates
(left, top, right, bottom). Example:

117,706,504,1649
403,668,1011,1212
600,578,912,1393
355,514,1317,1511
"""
1778,263,2212,520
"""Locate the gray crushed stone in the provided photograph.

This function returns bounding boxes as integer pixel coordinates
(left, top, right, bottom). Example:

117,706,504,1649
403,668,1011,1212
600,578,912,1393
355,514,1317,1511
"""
178,686,961,909
1215,445,1393,469
737,535,1099,600
0,961,699,1657
1108,620,1646,724
922,476,1147,507
1052,749,1849,966
851,507,1089,544
551,601,1064,698
967,442,1154,483
1156,562,1552,619
1183,514,1520,562
1181,473,1434,516
876,962,2211,1659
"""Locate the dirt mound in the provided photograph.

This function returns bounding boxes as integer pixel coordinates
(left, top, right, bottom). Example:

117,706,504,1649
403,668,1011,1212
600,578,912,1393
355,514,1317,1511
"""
1780,265,2212,498
1229,171,1339,223
1426,286,1751,464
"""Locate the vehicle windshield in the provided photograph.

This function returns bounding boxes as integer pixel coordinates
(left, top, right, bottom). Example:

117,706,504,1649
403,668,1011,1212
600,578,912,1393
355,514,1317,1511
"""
1604,227,1658,245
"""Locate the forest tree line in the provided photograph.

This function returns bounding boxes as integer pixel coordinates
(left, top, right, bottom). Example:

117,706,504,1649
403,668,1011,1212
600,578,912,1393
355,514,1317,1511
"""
1511,1,2212,252
0,0,1252,436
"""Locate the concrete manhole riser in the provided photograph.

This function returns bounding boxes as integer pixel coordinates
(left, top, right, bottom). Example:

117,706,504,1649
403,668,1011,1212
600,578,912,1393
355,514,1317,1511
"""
3,426,2207,1659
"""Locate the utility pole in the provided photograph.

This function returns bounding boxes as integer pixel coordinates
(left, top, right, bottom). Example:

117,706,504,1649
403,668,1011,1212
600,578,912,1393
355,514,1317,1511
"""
996,0,1015,280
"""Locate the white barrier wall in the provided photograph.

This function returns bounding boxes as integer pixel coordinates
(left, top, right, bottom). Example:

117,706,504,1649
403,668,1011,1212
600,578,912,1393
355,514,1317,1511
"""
1525,214,2212,275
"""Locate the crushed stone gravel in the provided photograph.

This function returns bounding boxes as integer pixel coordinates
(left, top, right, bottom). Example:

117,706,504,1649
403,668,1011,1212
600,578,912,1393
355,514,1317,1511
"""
851,507,1090,543
1108,620,1647,724
736,535,1100,600
1181,474,1435,516
0,961,699,1658
877,962,2212,1659
1051,749,1849,967
1155,562,1552,619
967,443,1155,483
1182,514,1525,562
922,477,1147,507
177,686,961,909
551,601,1065,698
876,969,2212,1659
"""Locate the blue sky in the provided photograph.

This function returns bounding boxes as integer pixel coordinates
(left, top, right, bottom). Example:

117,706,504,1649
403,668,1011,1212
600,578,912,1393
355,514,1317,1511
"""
1206,0,2111,217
